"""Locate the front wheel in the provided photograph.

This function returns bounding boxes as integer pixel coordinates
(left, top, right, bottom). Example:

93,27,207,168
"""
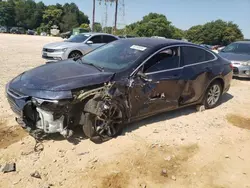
82,101,124,143
68,51,82,59
203,81,222,109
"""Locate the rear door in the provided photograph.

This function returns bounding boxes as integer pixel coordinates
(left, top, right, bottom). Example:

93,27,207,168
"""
129,46,186,119
179,46,217,105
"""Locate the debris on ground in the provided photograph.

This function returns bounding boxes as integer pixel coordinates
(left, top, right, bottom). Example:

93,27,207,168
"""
30,171,41,179
161,169,168,177
225,155,230,159
153,129,159,133
140,183,147,188
77,151,90,156
196,105,205,112
171,175,176,181
2,163,16,173
164,156,172,161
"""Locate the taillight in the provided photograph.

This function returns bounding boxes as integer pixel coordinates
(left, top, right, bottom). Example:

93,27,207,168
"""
229,63,233,70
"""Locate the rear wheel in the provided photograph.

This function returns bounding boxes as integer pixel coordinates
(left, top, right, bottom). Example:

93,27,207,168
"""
203,81,222,109
68,51,82,59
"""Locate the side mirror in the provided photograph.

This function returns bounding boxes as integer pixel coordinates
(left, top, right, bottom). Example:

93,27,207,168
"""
86,40,93,44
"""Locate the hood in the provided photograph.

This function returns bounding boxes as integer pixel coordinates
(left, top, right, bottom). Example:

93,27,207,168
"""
43,41,85,49
9,60,114,93
219,52,250,62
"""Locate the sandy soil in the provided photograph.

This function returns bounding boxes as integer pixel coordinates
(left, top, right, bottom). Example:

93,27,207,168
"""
0,34,250,188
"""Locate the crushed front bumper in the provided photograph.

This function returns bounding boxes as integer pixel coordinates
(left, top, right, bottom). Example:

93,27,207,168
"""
6,87,72,138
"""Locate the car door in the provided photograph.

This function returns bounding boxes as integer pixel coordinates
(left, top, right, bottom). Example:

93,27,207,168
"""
86,35,104,50
129,46,186,119
179,46,217,105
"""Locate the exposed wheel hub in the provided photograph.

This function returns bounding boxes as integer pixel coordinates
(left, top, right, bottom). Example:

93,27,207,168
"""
95,103,122,138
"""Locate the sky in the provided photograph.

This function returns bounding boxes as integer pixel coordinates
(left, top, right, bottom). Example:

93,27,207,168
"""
38,0,250,38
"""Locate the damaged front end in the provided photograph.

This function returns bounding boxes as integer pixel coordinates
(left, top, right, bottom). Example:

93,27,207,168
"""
7,81,130,141
17,98,74,139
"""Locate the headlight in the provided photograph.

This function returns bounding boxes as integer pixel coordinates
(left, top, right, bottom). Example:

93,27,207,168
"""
241,61,250,66
54,48,68,52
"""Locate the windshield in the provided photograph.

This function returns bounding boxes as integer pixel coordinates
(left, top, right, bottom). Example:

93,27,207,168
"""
81,41,148,70
65,34,90,43
222,43,250,54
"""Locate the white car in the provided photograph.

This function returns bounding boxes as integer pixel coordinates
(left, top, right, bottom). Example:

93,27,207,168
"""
42,33,119,61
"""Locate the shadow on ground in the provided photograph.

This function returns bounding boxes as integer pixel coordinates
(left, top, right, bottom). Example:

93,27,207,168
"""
38,93,234,145
123,93,234,135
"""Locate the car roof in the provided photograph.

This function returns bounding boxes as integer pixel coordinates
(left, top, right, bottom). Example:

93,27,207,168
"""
79,32,116,36
119,37,191,48
234,41,250,44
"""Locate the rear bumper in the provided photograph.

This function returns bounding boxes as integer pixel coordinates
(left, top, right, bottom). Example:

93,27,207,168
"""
233,65,250,78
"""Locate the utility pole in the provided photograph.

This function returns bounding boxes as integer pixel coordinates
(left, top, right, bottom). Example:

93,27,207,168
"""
114,0,118,34
92,0,96,32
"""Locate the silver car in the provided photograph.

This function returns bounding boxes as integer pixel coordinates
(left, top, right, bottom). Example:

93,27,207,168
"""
42,33,119,61
219,41,250,78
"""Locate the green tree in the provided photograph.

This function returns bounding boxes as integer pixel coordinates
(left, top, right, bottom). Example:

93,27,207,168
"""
103,26,112,34
42,6,63,29
186,20,244,45
0,0,15,26
185,25,204,44
79,23,91,31
93,22,102,32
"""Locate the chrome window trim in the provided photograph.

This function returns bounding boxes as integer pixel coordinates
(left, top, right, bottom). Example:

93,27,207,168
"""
130,44,218,76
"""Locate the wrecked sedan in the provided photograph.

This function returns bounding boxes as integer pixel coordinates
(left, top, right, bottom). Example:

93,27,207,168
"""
6,38,233,142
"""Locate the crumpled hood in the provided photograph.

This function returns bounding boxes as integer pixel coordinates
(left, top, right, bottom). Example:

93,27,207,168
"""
9,60,114,92
43,41,85,49
219,52,250,62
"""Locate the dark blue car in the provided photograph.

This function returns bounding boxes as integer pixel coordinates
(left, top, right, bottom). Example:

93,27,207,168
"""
6,38,233,142
219,41,250,78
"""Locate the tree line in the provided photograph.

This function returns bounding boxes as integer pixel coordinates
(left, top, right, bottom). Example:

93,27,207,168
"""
0,0,90,33
0,0,244,45
114,13,244,45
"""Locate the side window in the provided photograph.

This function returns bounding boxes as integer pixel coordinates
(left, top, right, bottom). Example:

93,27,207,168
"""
89,35,103,44
205,51,215,61
103,35,118,43
181,46,214,66
143,47,180,73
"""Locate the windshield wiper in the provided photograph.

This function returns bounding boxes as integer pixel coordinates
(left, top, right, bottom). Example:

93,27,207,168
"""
75,58,104,72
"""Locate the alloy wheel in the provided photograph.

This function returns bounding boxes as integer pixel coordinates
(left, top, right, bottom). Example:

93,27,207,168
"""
207,84,221,106
94,103,123,138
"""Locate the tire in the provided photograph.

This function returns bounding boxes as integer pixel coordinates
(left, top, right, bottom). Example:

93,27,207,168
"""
82,101,124,143
203,81,222,109
68,51,82,59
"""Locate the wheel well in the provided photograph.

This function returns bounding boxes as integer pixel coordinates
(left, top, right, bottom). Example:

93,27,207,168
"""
212,78,224,91
68,50,82,58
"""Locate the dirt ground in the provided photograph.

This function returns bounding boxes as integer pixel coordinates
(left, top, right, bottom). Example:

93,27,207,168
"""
0,34,250,188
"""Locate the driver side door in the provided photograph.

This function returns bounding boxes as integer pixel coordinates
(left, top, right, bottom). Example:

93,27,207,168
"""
86,35,105,50
129,46,186,120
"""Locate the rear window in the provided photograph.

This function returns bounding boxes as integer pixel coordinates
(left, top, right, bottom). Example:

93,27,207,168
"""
181,46,215,66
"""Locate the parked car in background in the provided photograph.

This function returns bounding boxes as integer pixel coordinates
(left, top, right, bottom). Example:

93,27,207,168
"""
60,31,72,39
40,32,47,36
10,27,25,34
200,44,212,50
42,32,119,61
219,41,250,78
27,29,36,35
0,26,8,33
6,38,233,142
118,35,136,39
